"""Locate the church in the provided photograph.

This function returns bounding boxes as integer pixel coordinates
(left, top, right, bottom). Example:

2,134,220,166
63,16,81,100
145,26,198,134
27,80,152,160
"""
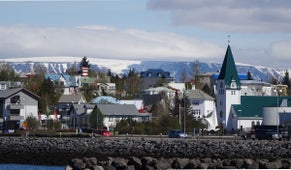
216,45,291,133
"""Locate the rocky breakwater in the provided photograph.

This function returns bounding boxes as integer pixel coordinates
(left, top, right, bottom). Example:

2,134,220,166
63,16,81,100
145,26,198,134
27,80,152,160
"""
0,137,291,169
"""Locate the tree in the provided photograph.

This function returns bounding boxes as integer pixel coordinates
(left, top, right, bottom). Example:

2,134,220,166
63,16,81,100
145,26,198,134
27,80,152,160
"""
282,70,291,88
89,107,104,129
0,62,19,81
124,68,142,99
66,62,79,76
80,56,90,68
193,60,202,89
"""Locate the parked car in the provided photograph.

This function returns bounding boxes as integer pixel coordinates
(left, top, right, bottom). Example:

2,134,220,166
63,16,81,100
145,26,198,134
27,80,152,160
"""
96,130,112,137
168,129,187,138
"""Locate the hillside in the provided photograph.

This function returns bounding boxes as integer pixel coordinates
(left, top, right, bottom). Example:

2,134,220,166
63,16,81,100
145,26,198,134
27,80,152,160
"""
2,56,283,83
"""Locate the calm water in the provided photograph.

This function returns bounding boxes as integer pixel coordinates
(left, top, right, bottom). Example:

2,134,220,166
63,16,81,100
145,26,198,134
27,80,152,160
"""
0,164,65,170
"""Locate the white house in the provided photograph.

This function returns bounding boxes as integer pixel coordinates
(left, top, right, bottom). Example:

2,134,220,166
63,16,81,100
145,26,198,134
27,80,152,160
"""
184,89,218,131
0,88,40,131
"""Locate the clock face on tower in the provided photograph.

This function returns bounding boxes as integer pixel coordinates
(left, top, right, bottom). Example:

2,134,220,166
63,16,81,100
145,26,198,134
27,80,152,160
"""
231,81,237,88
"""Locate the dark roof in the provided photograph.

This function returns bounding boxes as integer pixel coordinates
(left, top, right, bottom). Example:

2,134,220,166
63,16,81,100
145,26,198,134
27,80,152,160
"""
142,94,161,106
0,88,40,99
97,104,141,116
140,69,171,78
70,104,96,115
232,96,291,118
217,45,240,89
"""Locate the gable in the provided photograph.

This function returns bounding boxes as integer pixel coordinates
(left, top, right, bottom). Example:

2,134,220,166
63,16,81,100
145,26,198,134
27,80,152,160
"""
0,88,40,100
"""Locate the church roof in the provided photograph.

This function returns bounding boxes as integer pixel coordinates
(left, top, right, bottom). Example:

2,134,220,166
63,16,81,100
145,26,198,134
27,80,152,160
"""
232,96,291,118
217,45,240,89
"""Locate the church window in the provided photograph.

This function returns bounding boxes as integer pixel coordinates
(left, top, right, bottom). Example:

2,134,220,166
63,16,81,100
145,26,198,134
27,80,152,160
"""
251,121,255,127
231,90,235,95
220,111,223,118
256,121,260,125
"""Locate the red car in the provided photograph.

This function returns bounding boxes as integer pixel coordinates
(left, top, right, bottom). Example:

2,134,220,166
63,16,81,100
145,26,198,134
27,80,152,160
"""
97,130,112,137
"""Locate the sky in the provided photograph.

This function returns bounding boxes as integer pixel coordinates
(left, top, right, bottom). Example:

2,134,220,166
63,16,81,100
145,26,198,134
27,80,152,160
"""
1,0,291,69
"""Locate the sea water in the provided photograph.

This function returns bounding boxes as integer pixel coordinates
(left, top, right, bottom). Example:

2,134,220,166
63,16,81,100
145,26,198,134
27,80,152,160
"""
0,164,65,170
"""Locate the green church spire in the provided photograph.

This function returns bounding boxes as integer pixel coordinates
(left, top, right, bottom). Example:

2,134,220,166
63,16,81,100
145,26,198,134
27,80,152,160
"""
218,45,240,89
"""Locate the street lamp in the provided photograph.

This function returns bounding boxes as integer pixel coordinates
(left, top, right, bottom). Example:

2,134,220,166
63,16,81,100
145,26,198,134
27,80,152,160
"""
238,110,242,132
274,89,282,136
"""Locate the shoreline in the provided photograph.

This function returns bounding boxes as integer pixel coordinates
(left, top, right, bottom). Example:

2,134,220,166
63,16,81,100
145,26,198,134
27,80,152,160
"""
0,136,290,168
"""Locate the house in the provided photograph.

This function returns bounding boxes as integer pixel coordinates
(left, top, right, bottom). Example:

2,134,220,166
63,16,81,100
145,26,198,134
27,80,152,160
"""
142,94,162,112
0,88,40,131
184,89,218,130
96,104,152,130
66,103,152,131
57,94,87,128
45,74,79,95
139,69,174,90
96,83,116,96
142,86,176,110
66,104,95,129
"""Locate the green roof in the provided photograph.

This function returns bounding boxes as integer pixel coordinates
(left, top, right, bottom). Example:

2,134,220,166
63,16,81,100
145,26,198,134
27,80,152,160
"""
232,96,291,118
217,45,240,89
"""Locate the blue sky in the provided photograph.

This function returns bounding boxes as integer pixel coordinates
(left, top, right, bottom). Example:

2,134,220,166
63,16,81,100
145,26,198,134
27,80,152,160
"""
1,0,291,69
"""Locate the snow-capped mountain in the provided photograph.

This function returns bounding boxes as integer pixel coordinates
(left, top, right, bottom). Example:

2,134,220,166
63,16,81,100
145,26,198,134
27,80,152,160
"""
2,56,283,82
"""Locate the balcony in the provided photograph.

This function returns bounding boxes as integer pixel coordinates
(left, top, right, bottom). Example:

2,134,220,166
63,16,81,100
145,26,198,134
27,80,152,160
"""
9,103,24,110
8,114,24,121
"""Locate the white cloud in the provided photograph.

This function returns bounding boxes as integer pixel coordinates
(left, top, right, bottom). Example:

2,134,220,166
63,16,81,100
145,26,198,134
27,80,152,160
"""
147,0,291,33
0,25,224,61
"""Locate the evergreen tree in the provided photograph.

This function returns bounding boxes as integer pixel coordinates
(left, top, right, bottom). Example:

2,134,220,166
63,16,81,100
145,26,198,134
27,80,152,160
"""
282,70,291,88
89,107,104,129
80,56,90,68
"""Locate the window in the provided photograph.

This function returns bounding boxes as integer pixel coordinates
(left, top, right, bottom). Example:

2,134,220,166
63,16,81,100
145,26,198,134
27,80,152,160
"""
231,90,235,95
10,109,20,115
251,121,255,127
192,100,199,105
10,95,20,104
192,110,200,117
0,83,6,90
109,116,114,122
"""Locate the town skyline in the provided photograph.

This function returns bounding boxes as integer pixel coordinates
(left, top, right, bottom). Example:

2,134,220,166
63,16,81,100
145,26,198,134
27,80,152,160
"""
1,0,291,69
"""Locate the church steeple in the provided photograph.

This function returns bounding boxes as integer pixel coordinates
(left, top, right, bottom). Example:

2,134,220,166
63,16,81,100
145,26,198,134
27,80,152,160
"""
218,45,240,89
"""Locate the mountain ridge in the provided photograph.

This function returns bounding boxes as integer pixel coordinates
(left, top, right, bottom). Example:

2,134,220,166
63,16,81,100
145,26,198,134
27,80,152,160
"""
2,56,283,83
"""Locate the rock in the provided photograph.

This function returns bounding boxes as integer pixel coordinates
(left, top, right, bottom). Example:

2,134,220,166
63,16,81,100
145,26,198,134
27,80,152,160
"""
265,160,282,169
128,156,142,169
243,158,258,169
71,158,86,170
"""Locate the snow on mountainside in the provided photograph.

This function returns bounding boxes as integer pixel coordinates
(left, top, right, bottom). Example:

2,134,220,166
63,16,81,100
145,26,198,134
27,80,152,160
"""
2,56,283,83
